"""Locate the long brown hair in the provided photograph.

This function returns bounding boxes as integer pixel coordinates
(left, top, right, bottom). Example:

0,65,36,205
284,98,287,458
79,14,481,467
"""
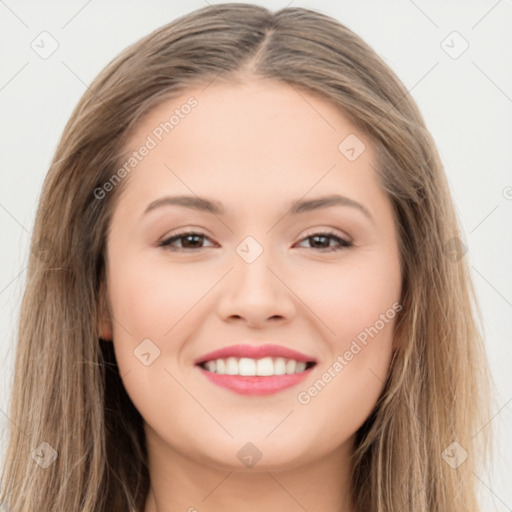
1,3,495,510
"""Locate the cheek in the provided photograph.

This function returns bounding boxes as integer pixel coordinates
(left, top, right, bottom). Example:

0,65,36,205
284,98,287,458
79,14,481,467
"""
291,250,400,424
292,249,401,346
106,259,212,431
108,256,220,340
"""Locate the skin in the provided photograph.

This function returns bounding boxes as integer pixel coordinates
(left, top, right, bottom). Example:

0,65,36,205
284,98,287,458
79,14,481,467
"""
99,77,402,512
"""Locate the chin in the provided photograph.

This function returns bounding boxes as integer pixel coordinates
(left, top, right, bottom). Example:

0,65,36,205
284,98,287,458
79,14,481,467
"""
185,433,318,472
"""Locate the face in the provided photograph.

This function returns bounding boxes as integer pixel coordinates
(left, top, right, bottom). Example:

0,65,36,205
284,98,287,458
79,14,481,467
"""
100,78,402,472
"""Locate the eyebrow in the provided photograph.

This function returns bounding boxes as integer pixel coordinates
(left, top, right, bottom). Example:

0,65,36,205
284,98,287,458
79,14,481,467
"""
143,194,373,222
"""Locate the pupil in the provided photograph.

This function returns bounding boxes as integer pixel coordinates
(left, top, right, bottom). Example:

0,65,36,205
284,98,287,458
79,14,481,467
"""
183,234,202,248
312,235,328,248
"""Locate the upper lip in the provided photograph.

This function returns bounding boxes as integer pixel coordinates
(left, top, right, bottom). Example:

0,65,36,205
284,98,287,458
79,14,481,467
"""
194,343,317,365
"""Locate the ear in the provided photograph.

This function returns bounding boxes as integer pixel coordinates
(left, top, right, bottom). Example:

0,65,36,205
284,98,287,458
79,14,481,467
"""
98,279,113,341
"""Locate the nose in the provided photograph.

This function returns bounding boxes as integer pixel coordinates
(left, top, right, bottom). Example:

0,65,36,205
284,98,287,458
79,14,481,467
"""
216,246,296,328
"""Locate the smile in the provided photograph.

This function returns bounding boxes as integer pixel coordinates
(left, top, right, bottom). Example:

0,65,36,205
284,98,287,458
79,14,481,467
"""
199,356,315,376
194,343,317,395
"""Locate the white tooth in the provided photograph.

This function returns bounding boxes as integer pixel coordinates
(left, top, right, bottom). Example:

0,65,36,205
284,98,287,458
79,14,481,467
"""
256,357,274,376
225,357,239,375
295,361,306,373
274,357,287,375
285,359,297,374
238,357,256,376
211,357,304,376
216,358,226,374
204,360,217,372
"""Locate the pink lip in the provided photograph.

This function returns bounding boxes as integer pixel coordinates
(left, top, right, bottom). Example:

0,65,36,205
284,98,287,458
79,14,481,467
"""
194,343,317,396
197,366,314,396
194,343,316,365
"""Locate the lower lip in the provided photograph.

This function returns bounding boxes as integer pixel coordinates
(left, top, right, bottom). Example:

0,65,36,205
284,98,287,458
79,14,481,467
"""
197,366,313,396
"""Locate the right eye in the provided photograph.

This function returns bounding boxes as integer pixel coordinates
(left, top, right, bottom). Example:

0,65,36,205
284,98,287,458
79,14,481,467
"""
158,231,217,251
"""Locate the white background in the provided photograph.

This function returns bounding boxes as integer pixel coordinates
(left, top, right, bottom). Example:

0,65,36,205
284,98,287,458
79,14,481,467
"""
1,1,511,510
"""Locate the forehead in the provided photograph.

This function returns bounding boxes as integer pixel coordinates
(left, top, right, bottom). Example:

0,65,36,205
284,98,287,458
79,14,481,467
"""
115,79,381,218
126,78,366,158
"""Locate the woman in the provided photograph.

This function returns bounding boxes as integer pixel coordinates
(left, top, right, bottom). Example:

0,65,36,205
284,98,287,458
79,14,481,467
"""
0,3,495,511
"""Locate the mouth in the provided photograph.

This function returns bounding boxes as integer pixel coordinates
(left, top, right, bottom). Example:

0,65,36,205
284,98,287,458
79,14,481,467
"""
198,357,316,376
194,344,317,396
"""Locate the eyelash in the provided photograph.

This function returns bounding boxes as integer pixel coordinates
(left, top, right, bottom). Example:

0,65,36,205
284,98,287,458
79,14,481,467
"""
158,230,353,253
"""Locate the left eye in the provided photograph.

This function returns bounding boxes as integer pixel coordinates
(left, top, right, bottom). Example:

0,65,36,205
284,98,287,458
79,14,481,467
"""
158,231,352,253
295,232,352,252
